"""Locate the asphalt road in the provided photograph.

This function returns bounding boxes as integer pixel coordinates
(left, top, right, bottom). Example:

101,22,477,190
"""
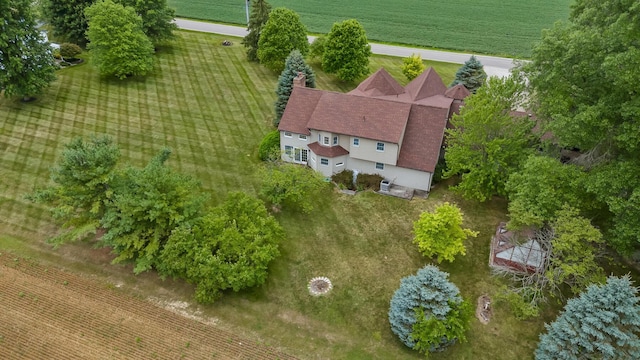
175,18,516,78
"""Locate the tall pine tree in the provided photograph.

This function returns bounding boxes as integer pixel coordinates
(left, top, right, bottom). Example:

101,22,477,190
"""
273,50,315,126
242,0,271,62
0,0,57,101
451,55,487,93
536,275,640,359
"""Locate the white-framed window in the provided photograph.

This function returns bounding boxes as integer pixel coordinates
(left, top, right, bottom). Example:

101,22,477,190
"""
336,162,344,167
285,145,293,156
323,136,330,145
299,134,307,141
353,138,360,147
321,158,329,166
285,146,307,164
376,142,385,151
333,136,338,145
375,162,384,170
284,131,292,138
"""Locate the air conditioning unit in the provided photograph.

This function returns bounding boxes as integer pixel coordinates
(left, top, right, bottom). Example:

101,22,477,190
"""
380,180,390,192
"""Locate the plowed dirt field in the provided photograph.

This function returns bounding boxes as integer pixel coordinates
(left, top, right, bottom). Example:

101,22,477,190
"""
0,253,297,359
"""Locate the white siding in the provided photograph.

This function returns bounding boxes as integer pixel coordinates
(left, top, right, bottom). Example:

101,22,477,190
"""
347,158,432,191
349,137,398,165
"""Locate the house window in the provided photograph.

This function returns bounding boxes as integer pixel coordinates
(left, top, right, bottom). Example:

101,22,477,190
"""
336,162,344,167
299,134,307,141
285,145,293,156
375,162,384,170
323,136,330,145
353,138,359,147
292,148,308,163
376,142,385,152
321,158,329,166
333,136,338,145
284,131,292,138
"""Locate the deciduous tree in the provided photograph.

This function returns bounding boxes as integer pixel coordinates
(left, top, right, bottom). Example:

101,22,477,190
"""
401,54,425,81
259,163,326,213
44,0,96,45
444,75,534,201
118,0,177,45
0,0,57,101
506,155,589,228
257,7,308,72
85,0,155,79
158,192,283,303
322,19,371,81
100,149,207,273
536,275,640,360
242,0,271,62
412,202,478,263
524,0,640,252
274,49,316,126
450,55,487,93
389,265,471,356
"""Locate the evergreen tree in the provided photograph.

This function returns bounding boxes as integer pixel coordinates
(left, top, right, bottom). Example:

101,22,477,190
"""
273,50,316,126
242,0,271,62
118,0,177,45
536,276,640,360
27,136,120,245
257,7,308,72
322,19,371,82
451,55,487,93
401,53,425,81
389,265,471,355
0,0,57,101
44,0,96,45
85,0,155,79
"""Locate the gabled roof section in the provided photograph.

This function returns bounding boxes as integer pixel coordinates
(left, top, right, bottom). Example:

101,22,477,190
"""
445,84,470,100
306,92,412,144
349,68,405,97
397,104,449,172
404,67,447,101
278,87,323,135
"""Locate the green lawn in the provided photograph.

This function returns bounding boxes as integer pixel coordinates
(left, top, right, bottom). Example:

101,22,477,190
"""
0,30,548,359
167,0,571,57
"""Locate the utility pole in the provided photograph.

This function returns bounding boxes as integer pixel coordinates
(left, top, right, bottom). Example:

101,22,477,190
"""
245,0,250,25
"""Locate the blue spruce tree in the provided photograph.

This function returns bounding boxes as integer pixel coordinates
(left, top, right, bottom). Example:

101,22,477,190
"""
536,275,640,360
388,265,470,355
450,55,487,93
273,50,316,126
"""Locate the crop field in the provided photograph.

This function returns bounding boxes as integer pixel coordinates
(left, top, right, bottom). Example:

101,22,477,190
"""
1,30,547,359
167,0,572,57
0,253,296,359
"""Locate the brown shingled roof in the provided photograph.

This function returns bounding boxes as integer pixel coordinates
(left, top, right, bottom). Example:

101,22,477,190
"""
349,68,405,97
306,92,412,144
404,67,447,101
278,87,323,135
308,142,350,158
397,104,449,172
445,84,470,100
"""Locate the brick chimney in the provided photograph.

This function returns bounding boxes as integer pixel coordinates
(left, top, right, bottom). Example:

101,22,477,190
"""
293,72,306,87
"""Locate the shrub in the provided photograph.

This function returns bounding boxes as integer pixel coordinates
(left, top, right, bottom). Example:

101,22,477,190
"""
259,163,327,213
355,173,383,191
331,170,354,190
389,265,471,355
308,36,326,62
258,130,280,161
59,43,82,59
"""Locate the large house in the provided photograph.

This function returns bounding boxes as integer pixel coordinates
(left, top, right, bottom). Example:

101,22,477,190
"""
277,67,469,192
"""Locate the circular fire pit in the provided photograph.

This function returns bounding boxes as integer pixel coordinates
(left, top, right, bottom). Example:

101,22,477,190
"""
308,277,333,296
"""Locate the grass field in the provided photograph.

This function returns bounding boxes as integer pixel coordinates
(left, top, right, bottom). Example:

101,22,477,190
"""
167,0,572,57
1,30,549,359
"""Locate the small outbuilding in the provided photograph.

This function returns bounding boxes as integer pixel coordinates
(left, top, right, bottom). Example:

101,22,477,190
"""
489,222,547,274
